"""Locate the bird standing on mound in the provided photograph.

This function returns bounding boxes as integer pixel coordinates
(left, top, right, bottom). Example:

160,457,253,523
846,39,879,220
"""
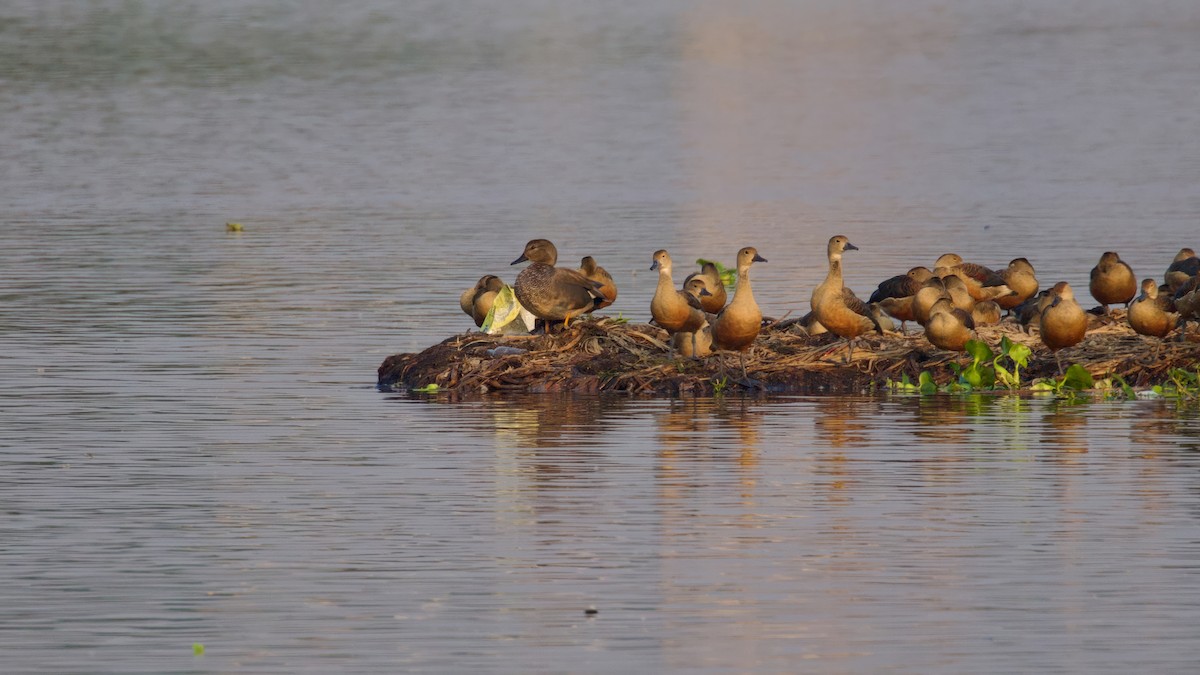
870,266,933,331
650,249,709,358
710,246,766,382
812,235,883,362
1089,251,1137,316
998,258,1039,311
1128,278,1177,342
511,239,604,331
925,297,976,351
1040,281,1088,373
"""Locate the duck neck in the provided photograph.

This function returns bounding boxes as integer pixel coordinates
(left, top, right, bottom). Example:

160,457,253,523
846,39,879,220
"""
731,266,754,306
826,254,843,285
656,265,675,294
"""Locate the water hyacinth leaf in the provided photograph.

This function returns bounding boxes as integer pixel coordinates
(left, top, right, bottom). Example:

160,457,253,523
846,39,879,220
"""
1062,364,1094,391
965,339,993,366
918,371,938,394
695,258,736,287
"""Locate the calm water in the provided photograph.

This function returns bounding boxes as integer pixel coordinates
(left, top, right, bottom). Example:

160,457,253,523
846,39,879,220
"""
3,1,1200,672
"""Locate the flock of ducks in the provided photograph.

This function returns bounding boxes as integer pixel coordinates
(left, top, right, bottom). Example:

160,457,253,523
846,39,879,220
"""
461,238,1200,380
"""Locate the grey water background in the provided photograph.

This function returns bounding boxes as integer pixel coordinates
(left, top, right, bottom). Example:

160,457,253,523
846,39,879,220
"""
3,1,1200,672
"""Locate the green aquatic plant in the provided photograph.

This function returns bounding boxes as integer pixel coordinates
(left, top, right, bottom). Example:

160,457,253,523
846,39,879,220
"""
1031,364,1093,400
225,222,244,232
695,258,736,287
411,383,441,393
712,376,729,396
992,336,1031,390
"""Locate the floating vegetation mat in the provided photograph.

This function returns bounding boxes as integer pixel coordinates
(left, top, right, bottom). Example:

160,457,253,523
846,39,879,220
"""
377,314,1200,396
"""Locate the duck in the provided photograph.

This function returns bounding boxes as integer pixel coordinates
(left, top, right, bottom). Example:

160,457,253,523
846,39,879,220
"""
812,235,883,362
511,239,604,330
913,276,949,326
933,253,1013,302
971,300,1002,327
941,273,977,313
1040,281,1088,373
710,246,767,379
1015,289,1053,333
1128,278,1178,339
651,249,710,357
997,258,1039,311
671,278,714,358
684,262,727,314
925,297,976,351
869,266,933,331
1089,251,1137,315
1164,248,1199,292
459,274,505,327
578,256,618,310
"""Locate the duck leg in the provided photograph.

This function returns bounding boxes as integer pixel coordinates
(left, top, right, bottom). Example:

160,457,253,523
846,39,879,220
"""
844,338,855,364
1054,351,1064,375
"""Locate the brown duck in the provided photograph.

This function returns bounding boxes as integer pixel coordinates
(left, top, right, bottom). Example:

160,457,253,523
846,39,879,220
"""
711,246,767,379
913,276,948,326
934,253,1013,302
459,274,505,327
511,239,604,329
684,262,727,314
578,256,618,310
997,258,1039,311
812,235,882,361
925,297,976,351
971,300,1002,326
869,266,933,330
1165,248,1199,292
1040,281,1088,373
1015,289,1053,333
1089,251,1137,315
941,273,977,313
671,278,714,358
1128,278,1177,339
651,249,710,356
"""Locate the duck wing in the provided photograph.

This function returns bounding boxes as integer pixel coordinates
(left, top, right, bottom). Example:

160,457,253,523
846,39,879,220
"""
958,262,1007,287
869,274,918,303
843,287,884,334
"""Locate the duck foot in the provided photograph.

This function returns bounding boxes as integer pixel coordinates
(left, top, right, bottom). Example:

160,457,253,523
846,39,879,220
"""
734,376,764,390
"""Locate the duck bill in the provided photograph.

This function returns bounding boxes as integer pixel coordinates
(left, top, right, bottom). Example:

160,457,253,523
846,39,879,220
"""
511,254,529,265
649,261,659,271
699,287,712,297
844,243,859,251
752,254,767,263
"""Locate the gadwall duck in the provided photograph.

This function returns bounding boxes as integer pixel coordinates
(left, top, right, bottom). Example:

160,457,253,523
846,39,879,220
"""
1089,251,1137,315
511,239,604,329
578,256,618,310
671,278,714,358
934,253,1013,302
1040,281,1088,373
1128,278,1177,340
870,266,933,331
651,249,709,357
997,258,1039,311
812,235,882,362
684,262,727,314
459,274,505,327
711,246,766,379
1165,248,1199,292
925,297,976,351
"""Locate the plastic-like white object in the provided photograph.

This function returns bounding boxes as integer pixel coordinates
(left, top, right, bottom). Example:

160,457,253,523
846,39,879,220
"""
481,285,536,335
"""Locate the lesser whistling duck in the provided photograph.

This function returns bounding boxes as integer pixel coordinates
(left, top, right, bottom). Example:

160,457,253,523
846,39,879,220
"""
578,256,618,311
913,276,949,326
1015,289,1053,333
671,278,714,358
998,258,1039,311
651,250,710,357
710,246,766,379
870,266,933,331
459,274,505,327
1040,281,1088,373
941,273,977,313
925,297,976,351
1165,248,1199,292
1089,251,1137,315
511,239,604,329
934,253,1014,302
1128,278,1177,340
971,300,1002,327
812,235,882,362
684,262,727,314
